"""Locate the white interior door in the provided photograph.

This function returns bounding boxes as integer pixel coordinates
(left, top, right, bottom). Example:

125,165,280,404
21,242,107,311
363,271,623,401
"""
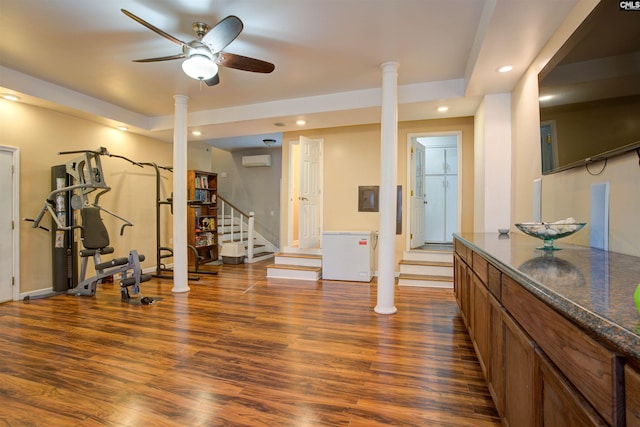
410,139,425,248
0,149,15,302
298,136,322,249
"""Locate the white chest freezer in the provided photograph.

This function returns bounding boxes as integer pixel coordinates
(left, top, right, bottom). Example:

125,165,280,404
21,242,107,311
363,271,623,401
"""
321,231,376,282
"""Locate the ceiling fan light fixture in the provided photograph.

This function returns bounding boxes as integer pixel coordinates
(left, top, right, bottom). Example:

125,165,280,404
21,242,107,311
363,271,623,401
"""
182,54,218,80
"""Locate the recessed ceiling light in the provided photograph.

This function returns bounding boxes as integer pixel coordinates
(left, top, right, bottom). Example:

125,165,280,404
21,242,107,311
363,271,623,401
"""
437,106,449,112
117,126,128,131
1,93,20,101
296,119,306,126
539,95,553,102
192,130,202,136
498,65,513,73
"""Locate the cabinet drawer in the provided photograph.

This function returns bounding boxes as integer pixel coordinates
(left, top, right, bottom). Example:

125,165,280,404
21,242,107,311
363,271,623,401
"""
472,251,488,284
502,276,623,426
627,364,640,427
454,239,469,263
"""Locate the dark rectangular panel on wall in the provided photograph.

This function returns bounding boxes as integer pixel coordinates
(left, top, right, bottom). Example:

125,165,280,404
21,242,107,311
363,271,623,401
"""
358,186,379,212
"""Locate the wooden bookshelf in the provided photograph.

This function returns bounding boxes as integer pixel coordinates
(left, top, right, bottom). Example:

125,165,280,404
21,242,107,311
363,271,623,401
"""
187,170,218,266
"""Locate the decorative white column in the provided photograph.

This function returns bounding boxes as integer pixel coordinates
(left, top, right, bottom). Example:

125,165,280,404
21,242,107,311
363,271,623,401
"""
172,95,190,293
375,61,399,315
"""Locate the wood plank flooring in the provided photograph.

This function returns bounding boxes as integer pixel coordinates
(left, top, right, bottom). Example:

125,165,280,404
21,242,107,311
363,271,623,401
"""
0,261,499,426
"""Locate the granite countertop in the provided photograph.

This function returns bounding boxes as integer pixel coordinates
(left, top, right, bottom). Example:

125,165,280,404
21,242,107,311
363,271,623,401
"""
454,232,640,362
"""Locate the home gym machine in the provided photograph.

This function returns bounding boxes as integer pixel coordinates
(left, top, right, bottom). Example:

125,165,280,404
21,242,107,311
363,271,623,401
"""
28,147,152,302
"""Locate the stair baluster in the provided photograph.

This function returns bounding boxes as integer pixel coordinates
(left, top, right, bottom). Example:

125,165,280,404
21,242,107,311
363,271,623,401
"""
218,196,268,263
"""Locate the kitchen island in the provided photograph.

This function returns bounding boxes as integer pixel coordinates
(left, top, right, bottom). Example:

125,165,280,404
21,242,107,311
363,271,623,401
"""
453,232,640,427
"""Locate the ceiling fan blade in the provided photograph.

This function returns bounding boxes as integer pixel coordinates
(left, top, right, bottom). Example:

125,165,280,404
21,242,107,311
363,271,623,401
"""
204,74,220,87
201,16,243,53
216,52,275,73
133,53,186,63
121,9,188,48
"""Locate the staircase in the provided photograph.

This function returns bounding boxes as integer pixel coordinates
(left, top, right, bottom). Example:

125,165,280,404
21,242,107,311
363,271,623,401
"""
266,248,322,281
397,247,454,288
217,197,277,263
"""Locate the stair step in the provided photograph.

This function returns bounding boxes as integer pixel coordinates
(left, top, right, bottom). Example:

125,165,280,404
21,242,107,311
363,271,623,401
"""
399,259,453,276
398,273,453,288
274,252,322,267
403,250,453,263
218,230,249,239
266,264,321,281
220,238,252,245
400,260,453,267
253,251,274,258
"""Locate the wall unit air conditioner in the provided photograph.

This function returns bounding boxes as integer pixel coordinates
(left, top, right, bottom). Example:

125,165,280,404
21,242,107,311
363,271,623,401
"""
241,154,272,167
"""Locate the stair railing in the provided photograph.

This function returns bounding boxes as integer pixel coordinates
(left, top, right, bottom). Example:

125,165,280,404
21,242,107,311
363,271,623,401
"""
217,196,255,262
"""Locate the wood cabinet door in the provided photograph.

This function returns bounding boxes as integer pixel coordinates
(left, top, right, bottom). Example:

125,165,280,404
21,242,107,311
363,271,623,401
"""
453,254,463,307
466,263,472,331
455,255,471,329
473,272,490,380
627,365,640,427
503,312,536,427
537,349,607,426
488,294,504,416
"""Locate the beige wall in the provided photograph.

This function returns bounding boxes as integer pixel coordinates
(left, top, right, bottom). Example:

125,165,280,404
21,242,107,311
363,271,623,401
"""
512,0,640,257
1,100,210,294
281,117,474,268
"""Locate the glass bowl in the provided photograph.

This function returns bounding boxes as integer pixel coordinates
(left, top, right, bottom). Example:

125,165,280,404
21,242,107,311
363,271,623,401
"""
515,222,586,250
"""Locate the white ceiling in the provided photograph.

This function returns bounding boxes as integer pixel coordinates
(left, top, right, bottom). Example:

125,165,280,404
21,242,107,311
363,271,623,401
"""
0,0,579,151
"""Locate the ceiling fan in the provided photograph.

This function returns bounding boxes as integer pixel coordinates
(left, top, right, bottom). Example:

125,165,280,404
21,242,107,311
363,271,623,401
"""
121,9,275,86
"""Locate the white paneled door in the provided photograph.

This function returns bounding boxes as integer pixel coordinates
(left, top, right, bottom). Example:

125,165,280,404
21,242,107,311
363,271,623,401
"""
0,148,15,302
298,136,322,249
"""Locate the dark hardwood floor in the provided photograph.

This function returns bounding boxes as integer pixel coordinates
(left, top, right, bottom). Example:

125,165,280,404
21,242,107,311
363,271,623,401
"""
0,261,499,426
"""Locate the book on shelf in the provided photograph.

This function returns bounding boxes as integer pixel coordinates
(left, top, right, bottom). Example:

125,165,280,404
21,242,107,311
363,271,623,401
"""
195,175,209,189
194,189,211,202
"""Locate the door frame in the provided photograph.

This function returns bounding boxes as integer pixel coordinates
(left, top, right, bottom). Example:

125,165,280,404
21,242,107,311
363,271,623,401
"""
406,132,462,250
286,137,324,250
0,145,20,301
